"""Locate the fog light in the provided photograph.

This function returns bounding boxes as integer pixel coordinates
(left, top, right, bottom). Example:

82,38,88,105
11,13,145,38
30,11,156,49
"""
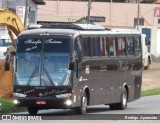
0,102,1,110
65,99,72,106
13,99,20,105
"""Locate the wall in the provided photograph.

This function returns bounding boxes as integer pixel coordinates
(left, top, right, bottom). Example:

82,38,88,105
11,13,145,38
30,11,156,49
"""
38,1,160,28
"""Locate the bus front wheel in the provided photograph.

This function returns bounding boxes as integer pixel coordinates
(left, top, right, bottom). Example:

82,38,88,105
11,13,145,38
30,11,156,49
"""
76,93,87,114
28,107,38,115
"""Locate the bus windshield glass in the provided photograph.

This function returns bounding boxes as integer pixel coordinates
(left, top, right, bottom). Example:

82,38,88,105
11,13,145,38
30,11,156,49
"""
14,36,71,86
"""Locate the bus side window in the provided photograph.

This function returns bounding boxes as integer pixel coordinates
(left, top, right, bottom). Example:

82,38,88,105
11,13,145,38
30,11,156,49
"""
100,37,109,56
126,37,134,55
74,37,82,62
91,37,100,56
117,37,126,56
108,37,117,56
134,37,141,56
82,37,91,57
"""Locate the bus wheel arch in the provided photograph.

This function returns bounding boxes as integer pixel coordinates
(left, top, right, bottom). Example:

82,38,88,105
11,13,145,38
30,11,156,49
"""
124,84,129,101
109,86,128,110
85,88,90,105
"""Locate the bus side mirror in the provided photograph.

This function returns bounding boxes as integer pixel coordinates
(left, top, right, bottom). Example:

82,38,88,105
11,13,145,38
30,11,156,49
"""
69,62,74,70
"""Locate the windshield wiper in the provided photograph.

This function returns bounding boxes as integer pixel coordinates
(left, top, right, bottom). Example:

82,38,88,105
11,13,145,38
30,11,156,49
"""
26,65,39,86
43,67,55,86
26,65,55,86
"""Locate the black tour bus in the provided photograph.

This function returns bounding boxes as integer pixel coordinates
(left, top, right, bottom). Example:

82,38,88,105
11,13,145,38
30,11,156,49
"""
12,23,142,115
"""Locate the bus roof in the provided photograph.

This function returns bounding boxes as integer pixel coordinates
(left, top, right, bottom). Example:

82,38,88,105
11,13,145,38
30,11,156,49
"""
19,28,80,37
19,24,141,37
40,23,106,30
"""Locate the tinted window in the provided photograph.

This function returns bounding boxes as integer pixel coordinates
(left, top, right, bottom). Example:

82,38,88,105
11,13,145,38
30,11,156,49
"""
100,37,109,56
44,38,70,53
17,38,42,53
91,37,100,56
134,37,141,56
108,37,117,56
75,37,82,61
117,37,126,56
82,37,91,56
17,37,70,53
126,37,134,55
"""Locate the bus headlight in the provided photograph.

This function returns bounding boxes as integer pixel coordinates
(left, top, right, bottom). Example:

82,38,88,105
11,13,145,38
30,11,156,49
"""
56,93,71,98
13,99,20,105
65,99,72,106
14,93,27,98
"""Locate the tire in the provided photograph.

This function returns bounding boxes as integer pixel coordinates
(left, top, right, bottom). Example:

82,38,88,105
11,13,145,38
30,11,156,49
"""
109,88,127,110
76,93,87,114
117,88,127,110
144,59,150,70
28,107,38,115
109,103,117,110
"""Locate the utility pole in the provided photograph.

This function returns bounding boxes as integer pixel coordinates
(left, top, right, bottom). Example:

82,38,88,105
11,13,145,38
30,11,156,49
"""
137,0,140,30
110,0,112,27
2,0,7,7
57,0,59,14
24,0,29,30
87,0,91,24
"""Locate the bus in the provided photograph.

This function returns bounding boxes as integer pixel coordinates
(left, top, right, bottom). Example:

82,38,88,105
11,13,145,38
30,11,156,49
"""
12,23,142,115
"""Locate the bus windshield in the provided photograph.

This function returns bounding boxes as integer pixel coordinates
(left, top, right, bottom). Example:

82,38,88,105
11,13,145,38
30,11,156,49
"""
14,36,72,86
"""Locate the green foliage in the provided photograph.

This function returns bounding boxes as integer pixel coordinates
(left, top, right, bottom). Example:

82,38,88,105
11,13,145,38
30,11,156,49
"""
141,88,160,97
0,99,26,113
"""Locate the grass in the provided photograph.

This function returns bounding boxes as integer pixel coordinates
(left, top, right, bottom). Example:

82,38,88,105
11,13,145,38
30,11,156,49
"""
141,88,160,97
0,98,26,113
0,88,160,113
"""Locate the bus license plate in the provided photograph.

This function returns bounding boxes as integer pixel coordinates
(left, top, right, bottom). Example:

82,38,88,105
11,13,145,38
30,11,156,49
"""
36,101,46,105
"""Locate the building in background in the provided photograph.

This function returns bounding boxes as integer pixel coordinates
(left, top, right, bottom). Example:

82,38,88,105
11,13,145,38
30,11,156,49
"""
0,0,45,58
38,1,160,28
37,1,160,57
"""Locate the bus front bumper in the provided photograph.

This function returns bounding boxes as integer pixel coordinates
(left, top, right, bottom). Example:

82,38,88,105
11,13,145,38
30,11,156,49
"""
13,97,73,109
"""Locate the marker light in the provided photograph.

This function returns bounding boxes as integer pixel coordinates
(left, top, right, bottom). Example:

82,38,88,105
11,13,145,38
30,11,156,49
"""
56,93,71,98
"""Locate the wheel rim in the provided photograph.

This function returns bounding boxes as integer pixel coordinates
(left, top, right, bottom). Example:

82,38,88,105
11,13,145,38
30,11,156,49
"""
82,95,87,112
122,91,127,106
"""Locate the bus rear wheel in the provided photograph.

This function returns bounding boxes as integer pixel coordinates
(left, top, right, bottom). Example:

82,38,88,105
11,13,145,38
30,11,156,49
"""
76,93,87,114
117,88,127,110
109,88,127,110
28,107,38,115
